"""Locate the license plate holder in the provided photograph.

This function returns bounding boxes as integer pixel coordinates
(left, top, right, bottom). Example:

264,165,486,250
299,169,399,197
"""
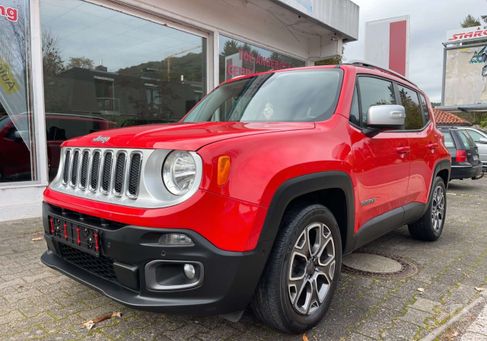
48,215,101,257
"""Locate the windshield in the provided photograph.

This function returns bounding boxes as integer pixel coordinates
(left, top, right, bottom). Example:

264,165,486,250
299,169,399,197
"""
184,69,342,122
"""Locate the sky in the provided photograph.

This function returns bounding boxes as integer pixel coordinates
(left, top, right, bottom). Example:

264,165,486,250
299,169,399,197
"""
343,0,487,102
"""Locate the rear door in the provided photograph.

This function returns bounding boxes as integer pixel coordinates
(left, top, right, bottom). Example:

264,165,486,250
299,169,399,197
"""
401,88,437,205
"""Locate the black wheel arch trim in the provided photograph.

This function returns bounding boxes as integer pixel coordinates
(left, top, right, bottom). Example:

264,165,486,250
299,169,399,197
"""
256,171,355,259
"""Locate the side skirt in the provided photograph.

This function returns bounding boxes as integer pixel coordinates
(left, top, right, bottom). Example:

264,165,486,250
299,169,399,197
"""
350,202,426,252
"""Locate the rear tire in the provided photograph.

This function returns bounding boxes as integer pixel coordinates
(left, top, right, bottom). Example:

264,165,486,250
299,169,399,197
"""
251,204,342,334
408,177,447,241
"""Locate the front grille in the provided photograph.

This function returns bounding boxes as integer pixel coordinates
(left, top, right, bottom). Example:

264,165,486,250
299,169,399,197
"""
59,243,117,281
59,148,142,199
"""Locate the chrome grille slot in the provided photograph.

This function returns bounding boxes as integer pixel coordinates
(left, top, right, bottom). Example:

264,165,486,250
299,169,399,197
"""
62,150,70,184
128,153,142,198
70,150,79,187
101,152,113,193
80,150,89,189
90,151,101,191
113,152,126,196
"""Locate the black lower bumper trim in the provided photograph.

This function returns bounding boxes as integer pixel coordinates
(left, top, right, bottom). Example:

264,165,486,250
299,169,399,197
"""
41,203,268,315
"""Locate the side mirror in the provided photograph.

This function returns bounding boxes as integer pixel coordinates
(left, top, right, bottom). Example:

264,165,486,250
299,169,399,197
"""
478,137,487,144
367,105,406,128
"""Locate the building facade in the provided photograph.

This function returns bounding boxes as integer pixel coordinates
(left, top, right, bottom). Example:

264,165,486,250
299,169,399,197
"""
0,0,358,221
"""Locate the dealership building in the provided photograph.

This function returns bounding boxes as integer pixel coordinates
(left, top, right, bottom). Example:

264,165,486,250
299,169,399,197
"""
0,0,358,221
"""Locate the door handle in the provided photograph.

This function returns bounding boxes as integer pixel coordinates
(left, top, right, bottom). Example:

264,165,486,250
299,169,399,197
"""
396,146,411,154
427,143,438,149
396,146,410,158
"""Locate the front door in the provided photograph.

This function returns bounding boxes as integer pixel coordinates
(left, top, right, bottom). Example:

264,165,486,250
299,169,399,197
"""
349,76,411,230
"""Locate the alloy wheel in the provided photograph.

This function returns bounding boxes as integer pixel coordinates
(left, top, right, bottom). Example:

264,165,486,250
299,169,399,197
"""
431,185,445,232
287,222,336,316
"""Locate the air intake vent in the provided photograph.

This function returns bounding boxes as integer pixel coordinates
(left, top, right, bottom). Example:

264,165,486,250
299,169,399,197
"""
113,153,126,195
128,153,142,197
70,150,79,186
101,152,113,193
63,150,70,184
90,151,101,191
80,151,89,189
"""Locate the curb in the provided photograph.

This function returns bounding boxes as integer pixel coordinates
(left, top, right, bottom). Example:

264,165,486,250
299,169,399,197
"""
420,291,487,341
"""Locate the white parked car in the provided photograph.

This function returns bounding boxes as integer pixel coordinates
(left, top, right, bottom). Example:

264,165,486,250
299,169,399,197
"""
463,127,487,171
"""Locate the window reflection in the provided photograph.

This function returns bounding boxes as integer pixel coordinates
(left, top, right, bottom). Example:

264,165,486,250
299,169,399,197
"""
0,0,32,183
219,36,305,83
41,0,207,179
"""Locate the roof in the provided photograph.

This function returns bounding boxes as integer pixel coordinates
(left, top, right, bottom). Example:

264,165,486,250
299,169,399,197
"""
433,109,472,126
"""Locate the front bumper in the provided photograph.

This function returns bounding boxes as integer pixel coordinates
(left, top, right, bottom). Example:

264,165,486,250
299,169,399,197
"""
41,203,267,314
450,163,483,180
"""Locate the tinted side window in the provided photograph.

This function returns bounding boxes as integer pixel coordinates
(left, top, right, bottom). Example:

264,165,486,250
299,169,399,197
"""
358,77,396,125
349,87,360,126
398,86,422,130
459,130,476,149
442,131,455,148
419,94,430,124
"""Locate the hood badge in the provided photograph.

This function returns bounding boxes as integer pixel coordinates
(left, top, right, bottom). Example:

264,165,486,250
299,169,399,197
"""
92,136,110,144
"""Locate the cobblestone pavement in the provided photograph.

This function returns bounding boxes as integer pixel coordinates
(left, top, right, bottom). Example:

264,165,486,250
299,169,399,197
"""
1,178,486,340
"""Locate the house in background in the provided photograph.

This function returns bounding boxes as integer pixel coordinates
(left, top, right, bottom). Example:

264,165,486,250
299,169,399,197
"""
433,108,472,127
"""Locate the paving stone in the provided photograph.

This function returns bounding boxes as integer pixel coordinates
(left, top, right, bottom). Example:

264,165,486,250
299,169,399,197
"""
409,297,439,314
1,179,487,339
398,307,432,326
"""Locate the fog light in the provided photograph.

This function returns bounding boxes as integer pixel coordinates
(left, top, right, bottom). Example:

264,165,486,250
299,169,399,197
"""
158,233,194,246
184,264,196,280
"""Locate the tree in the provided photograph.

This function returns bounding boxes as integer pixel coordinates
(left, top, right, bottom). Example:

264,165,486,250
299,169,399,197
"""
67,57,94,70
461,14,481,28
222,40,239,56
42,31,64,75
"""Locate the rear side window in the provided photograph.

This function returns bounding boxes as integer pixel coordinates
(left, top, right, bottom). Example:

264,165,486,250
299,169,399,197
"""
398,85,422,130
357,77,396,125
458,130,476,149
419,94,430,124
442,131,455,148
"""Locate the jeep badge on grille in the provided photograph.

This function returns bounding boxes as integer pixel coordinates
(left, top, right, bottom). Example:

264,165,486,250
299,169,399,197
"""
92,136,110,143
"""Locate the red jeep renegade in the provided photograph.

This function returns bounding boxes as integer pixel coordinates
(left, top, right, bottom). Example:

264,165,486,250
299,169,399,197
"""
42,63,451,333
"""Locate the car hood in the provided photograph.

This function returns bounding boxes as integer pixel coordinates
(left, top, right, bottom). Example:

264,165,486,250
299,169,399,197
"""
63,121,316,150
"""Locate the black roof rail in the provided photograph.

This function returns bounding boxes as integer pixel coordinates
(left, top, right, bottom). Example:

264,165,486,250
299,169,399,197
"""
344,60,417,87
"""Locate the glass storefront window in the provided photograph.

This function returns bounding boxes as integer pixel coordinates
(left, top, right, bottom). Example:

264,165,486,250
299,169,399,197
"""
219,36,305,83
41,0,207,179
0,0,33,183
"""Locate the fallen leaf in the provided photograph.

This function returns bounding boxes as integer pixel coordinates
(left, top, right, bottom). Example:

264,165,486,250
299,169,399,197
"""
82,311,122,330
417,288,425,293
303,334,309,341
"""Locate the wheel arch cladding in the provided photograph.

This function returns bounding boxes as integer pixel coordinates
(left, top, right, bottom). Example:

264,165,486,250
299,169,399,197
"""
257,172,355,258
434,159,451,187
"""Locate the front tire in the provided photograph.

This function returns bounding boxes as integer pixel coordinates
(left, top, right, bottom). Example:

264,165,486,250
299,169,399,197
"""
408,177,447,241
251,204,342,333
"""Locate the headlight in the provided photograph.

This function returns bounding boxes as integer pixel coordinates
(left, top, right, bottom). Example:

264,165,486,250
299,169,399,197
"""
162,151,197,196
